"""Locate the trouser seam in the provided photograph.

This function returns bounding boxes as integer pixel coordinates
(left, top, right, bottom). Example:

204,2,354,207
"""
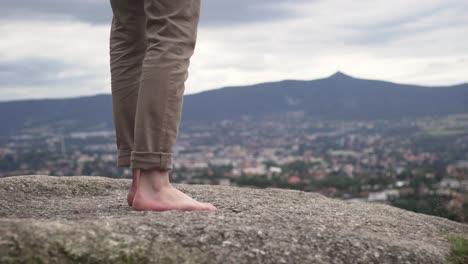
157,66,176,153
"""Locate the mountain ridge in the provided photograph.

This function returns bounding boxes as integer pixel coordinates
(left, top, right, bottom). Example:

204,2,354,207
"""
186,71,467,97
0,72,467,136
1,71,467,104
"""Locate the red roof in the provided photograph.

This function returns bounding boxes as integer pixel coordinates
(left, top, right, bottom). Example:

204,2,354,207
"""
288,176,301,184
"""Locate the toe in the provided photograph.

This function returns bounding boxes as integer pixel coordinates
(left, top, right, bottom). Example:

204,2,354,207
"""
204,203,217,211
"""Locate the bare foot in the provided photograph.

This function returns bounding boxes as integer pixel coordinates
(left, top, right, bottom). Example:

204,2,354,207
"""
127,168,139,206
132,168,217,212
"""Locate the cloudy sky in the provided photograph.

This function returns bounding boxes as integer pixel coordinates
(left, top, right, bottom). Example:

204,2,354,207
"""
1,0,467,102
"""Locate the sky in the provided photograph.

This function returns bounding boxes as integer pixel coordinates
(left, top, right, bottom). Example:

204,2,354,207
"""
0,0,467,102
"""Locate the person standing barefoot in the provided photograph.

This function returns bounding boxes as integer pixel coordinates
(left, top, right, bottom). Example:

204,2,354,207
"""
132,168,216,211
109,0,216,212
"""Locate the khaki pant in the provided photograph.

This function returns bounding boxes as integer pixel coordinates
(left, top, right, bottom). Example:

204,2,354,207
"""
109,0,201,171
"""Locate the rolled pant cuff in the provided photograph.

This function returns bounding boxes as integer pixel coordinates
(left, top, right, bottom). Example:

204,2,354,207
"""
117,149,131,167
130,151,173,171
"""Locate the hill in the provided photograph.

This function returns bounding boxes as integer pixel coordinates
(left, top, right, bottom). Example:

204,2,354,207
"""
0,72,467,136
182,72,468,122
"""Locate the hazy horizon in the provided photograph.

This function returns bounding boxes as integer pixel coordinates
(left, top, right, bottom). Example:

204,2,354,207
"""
1,70,467,103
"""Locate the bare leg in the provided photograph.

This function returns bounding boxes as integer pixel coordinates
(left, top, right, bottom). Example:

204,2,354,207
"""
131,168,217,211
127,168,139,206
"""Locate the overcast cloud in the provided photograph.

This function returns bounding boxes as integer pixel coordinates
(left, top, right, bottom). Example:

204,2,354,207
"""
0,0,467,101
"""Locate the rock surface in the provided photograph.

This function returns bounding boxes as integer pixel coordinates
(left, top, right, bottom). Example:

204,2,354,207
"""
0,175,466,264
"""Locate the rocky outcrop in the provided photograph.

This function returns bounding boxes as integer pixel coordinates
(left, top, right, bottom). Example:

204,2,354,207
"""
0,175,466,264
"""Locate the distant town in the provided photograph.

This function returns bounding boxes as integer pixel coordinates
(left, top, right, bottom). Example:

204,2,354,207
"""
0,112,467,223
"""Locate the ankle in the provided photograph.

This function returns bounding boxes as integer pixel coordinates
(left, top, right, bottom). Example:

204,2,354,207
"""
138,168,172,192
